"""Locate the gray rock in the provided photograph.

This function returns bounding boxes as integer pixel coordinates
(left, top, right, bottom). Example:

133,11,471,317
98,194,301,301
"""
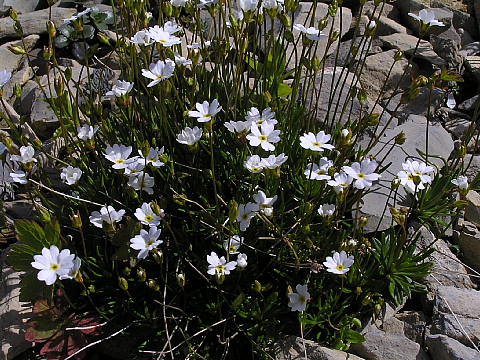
464,154,480,182
0,0,46,14
444,115,472,139
4,200,37,220
0,7,76,39
0,249,33,360
465,56,480,82
465,190,480,227
0,35,40,73
274,336,365,360
304,68,364,126
360,49,410,101
429,27,463,70
434,286,480,318
458,95,479,112
457,28,474,47
265,3,352,70
431,312,480,347
426,334,480,360
379,33,446,67
413,224,474,291
360,115,453,232
395,311,427,344
376,16,408,36
458,220,480,271
476,1,480,37
394,0,453,35
351,328,428,360
459,42,480,57
0,66,33,104
361,1,399,20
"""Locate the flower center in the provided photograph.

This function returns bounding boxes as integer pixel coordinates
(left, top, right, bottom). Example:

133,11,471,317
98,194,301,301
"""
116,159,125,164
408,174,414,180
299,295,306,303
229,245,237,253
259,135,268,141
357,173,366,179
336,264,346,271
252,167,260,172
50,263,60,271
145,215,154,222
312,142,321,147
146,240,154,246
216,264,225,273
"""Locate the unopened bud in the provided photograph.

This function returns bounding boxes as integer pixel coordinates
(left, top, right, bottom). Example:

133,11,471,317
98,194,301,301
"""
9,9,18,21
8,45,26,55
47,20,56,38
71,211,82,228
176,273,186,287
137,268,146,282
152,249,163,264
146,279,160,291
254,280,262,293
394,50,403,62
118,277,129,291
358,216,368,229
395,131,406,145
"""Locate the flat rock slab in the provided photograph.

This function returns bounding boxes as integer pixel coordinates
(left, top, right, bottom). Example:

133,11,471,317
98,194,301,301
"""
351,328,429,360
0,35,39,73
426,334,480,360
0,7,76,40
360,115,453,232
379,33,446,67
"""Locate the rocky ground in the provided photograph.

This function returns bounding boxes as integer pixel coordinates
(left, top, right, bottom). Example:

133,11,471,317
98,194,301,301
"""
1,0,480,359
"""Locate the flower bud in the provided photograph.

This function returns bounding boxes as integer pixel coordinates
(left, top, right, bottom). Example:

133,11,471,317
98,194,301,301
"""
71,211,83,228
279,13,291,28
137,268,146,282
9,9,18,21
394,50,403,62
391,178,400,190
152,249,163,264
118,277,129,291
47,20,56,38
176,273,186,287
358,216,368,229
254,280,262,293
147,279,160,291
352,318,362,328
395,131,406,145
8,45,26,55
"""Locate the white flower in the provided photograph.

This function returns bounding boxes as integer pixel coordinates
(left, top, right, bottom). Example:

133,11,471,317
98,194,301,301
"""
10,146,36,164
130,226,163,259
0,69,12,88
300,131,335,152
171,0,188,6
197,0,218,8
261,153,288,169
127,172,155,195
176,126,203,145
397,170,425,192
142,59,175,87
341,129,350,137
104,144,134,170
124,161,145,177
60,166,82,185
207,251,237,276
327,172,353,193
304,158,332,181
323,251,354,275
31,245,75,285
293,24,327,41
148,25,182,47
135,202,162,226
244,155,264,173
188,99,222,123
59,256,82,280
224,120,250,133
10,170,28,184
138,147,165,168
245,107,277,126
106,80,134,97
366,19,376,30
236,253,248,268
451,175,468,190
224,235,243,254
408,9,445,27
77,124,99,140
237,202,259,231
239,0,258,12
246,122,281,151
253,190,277,216
318,204,336,217
263,0,282,10
342,159,381,190
89,206,125,228
446,93,456,109
63,7,92,23
174,53,192,66
1,160,15,195
288,284,310,312
404,160,434,184
130,30,154,46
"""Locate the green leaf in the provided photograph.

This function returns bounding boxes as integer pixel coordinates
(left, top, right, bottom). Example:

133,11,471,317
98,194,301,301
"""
344,329,366,343
83,25,96,40
19,272,47,302
44,220,61,248
277,83,292,98
55,35,70,49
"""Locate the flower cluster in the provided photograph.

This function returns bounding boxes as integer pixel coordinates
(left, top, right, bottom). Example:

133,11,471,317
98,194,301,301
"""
396,160,434,193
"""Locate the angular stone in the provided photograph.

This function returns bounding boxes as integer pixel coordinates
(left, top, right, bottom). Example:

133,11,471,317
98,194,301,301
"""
413,225,474,291
394,0,454,35
376,16,408,36
431,312,480,347
379,33,446,67
465,190,480,227
464,154,480,182
1,0,46,14
0,35,40,73
361,1,399,20
360,115,453,232
274,336,365,360
304,68,363,126
426,334,480,360
429,26,463,70
351,328,428,360
458,220,480,271
465,56,480,82
431,0,478,38
360,49,410,101
0,249,33,360
458,95,479,112
0,7,76,40
395,311,427,344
